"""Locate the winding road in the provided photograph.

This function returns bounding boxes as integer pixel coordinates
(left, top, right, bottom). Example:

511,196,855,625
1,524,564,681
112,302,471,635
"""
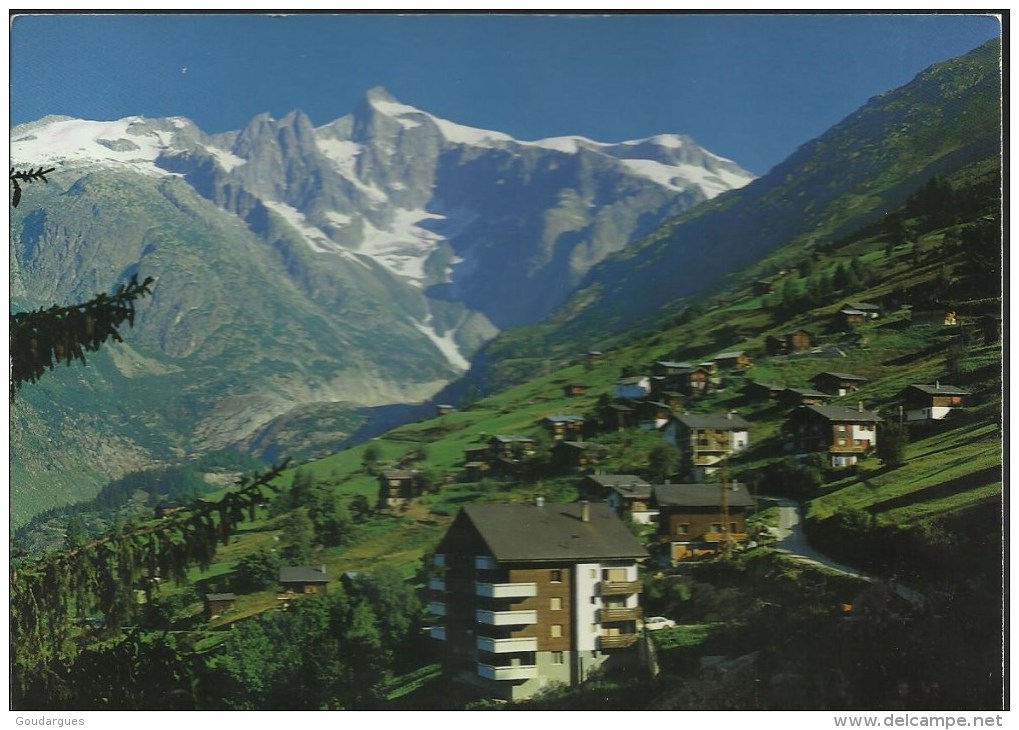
763,497,926,607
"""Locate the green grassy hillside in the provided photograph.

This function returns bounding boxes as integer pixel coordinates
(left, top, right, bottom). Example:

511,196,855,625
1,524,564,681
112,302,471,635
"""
149,149,1002,633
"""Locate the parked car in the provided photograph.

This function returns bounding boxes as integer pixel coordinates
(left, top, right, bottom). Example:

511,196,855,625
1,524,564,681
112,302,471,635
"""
644,616,677,631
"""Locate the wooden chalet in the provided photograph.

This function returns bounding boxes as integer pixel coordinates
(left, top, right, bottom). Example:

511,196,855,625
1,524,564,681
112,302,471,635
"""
779,387,835,407
602,402,637,432
562,383,591,398
653,360,693,376
636,400,672,430
765,329,814,356
811,371,868,397
663,412,751,481
541,415,586,441
900,383,970,423
581,474,652,502
672,366,713,396
436,404,456,416
378,469,421,509
712,350,753,370
652,483,754,562
489,435,537,462
838,306,870,329
753,279,775,296
602,480,657,525
743,381,786,401
552,440,601,470
279,565,329,595
581,475,658,523
786,404,880,467
203,592,236,620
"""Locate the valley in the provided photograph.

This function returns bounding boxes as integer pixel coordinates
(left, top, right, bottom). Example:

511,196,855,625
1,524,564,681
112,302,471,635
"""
9,37,1003,712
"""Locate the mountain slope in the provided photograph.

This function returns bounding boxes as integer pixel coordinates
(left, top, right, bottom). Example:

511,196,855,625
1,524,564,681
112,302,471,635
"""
9,90,753,523
465,38,1001,385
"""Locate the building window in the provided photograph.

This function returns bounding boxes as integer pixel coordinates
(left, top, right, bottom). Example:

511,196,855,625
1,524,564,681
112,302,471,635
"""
551,624,563,638
550,597,562,611
710,523,722,533
550,569,562,583
675,523,690,535
837,438,847,446
551,651,564,665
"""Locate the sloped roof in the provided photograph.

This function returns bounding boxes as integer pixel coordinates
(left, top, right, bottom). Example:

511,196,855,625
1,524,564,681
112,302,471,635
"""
713,351,746,360
845,301,881,311
745,381,785,392
799,404,881,423
655,360,694,369
381,470,415,479
555,440,598,450
279,566,329,584
617,376,650,385
653,483,755,508
674,412,752,430
492,434,535,443
462,503,649,563
543,415,585,424
905,384,970,396
784,387,833,399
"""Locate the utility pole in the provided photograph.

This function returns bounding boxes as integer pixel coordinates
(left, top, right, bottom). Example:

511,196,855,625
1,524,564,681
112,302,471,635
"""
720,457,732,557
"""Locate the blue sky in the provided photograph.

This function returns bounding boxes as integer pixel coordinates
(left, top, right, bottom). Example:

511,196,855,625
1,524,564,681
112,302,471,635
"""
10,13,1001,174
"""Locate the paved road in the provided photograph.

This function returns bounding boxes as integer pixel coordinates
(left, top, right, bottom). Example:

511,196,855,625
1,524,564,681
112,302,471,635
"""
763,497,926,607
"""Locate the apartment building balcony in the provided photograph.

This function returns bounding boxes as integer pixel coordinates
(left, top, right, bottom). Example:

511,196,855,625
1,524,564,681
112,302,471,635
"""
428,577,446,592
429,625,447,641
476,635,539,654
601,580,643,596
428,601,446,617
703,532,749,544
475,581,538,599
598,606,643,622
476,608,538,626
598,633,640,649
477,662,539,681
474,555,497,570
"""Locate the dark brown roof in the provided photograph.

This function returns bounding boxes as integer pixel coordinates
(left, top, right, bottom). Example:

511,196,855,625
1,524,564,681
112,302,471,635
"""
461,503,649,563
674,412,751,430
784,387,833,399
586,474,652,489
279,566,329,584
654,483,755,508
797,404,881,423
555,440,597,450
905,384,970,396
